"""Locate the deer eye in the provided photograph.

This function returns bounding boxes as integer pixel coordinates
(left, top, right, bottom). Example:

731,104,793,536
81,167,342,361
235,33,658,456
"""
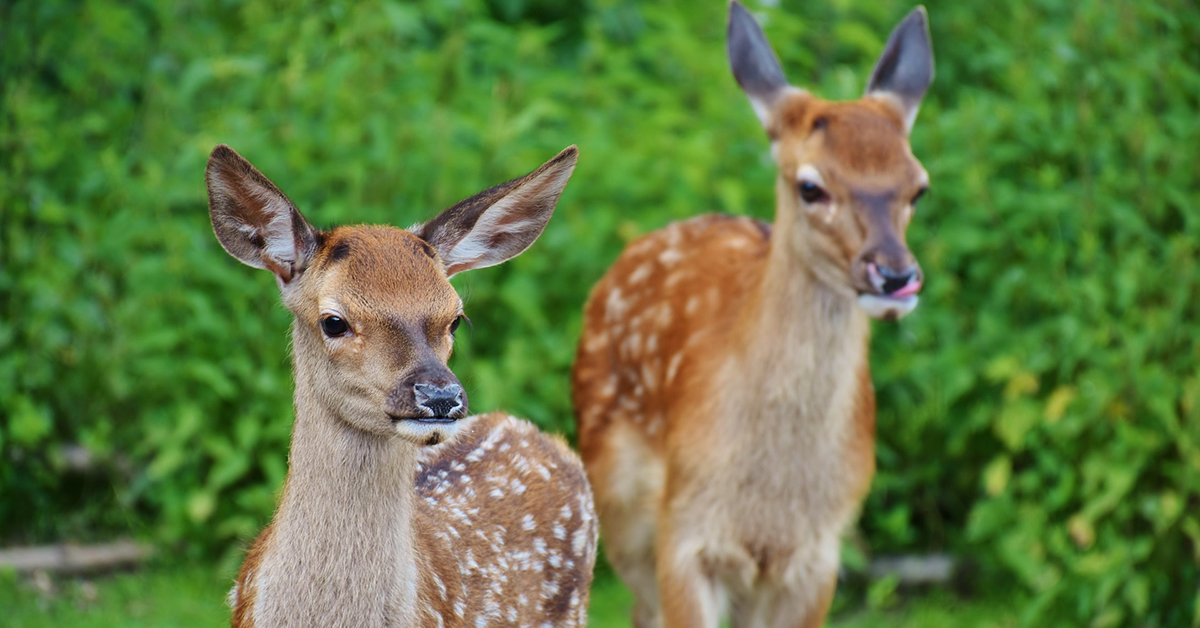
797,181,828,204
449,314,467,337
320,315,349,338
912,187,928,206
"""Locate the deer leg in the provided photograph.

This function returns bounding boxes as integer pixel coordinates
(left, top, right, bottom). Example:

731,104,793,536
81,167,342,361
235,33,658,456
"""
632,597,662,628
656,536,722,628
608,544,662,628
730,593,767,628
775,572,837,628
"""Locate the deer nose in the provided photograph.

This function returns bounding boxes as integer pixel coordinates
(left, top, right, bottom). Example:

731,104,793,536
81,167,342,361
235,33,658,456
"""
413,383,466,418
868,263,922,297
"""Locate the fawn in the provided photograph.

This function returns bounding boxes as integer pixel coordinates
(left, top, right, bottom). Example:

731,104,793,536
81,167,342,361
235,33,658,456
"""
207,144,597,626
572,3,934,627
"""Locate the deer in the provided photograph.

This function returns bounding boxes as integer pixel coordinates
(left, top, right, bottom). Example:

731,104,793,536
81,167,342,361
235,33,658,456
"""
206,143,597,627
571,3,934,627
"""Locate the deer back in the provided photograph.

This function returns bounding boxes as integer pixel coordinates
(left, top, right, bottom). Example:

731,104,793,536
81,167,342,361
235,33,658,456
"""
414,412,597,625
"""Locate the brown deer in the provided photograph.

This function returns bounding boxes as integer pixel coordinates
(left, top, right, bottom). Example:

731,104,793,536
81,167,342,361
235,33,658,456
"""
206,143,597,627
572,3,934,627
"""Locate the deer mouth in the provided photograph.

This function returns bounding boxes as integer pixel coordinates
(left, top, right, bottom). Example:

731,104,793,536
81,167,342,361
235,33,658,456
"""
856,262,922,320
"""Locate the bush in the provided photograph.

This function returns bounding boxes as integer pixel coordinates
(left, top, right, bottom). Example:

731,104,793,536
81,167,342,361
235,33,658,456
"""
1,0,1196,624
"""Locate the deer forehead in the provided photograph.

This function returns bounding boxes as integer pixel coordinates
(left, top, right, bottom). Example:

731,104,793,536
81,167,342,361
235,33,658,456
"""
776,97,925,192
306,226,461,322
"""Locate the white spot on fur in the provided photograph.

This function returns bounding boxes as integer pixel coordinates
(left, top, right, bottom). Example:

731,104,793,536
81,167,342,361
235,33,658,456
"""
623,333,642,357
584,330,610,353
665,225,683,247
605,287,628,322
662,269,688,289
656,304,673,326
706,287,720,305
666,352,684,384
628,263,652,284
572,527,589,556
600,376,618,399
435,574,448,599
641,363,658,392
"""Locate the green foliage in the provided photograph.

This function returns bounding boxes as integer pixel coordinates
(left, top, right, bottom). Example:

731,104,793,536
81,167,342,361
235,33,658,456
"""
1,0,1197,624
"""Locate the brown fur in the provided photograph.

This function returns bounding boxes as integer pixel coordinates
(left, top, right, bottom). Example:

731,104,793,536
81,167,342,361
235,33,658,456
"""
572,7,931,627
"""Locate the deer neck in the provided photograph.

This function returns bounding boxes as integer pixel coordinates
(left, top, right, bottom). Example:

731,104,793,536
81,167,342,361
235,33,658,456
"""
251,326,420,626
723,177,871,437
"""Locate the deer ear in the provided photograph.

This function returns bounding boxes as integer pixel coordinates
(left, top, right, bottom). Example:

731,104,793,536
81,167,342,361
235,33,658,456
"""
414,146,578,278
865,7,935,133
206,145,319,287
728,0,790,128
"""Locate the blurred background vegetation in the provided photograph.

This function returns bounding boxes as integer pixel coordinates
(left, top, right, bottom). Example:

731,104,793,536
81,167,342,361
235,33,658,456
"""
2,0,1198,625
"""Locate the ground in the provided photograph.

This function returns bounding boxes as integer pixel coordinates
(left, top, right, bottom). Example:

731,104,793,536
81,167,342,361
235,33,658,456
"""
0,562,1020,627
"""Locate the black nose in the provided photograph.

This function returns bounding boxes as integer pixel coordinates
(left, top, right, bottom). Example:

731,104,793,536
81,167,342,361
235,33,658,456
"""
413,383,465,418
877,264,919,295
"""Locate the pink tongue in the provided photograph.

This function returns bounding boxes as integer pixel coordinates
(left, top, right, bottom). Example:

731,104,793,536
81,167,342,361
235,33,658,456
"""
890,279,922,298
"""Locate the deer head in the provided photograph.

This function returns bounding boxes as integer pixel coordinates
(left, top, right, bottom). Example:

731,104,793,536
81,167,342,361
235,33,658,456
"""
729,1,934,319
206,144,578,445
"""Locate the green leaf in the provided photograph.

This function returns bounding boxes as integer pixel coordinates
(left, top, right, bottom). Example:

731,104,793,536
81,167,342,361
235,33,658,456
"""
8,395,52,446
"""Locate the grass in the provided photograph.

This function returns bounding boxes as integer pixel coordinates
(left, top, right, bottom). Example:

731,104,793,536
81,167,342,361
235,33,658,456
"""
0,564,229,628
0,563,1020,627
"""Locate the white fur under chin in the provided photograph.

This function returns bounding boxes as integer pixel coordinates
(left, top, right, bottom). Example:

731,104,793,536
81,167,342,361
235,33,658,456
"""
857,294,919,320
394,419,465,446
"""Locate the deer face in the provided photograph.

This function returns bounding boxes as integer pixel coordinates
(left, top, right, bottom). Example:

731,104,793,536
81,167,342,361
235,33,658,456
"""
729,2,934,319
288,227,468,444
773,95,928,319
206,144,577,445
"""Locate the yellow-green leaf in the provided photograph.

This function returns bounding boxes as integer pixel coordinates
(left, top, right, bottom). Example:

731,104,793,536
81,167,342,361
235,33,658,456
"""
984,456,1013,497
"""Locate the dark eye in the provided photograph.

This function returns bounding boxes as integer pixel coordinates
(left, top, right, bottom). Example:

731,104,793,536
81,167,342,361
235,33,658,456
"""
798,181,828,204
449,315,465,337
912,187,928,206
320,315,349,337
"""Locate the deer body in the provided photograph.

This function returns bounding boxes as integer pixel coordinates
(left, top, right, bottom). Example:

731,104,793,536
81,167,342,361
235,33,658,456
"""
234,410,593,627
207,145,596,627
573,5,934,627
